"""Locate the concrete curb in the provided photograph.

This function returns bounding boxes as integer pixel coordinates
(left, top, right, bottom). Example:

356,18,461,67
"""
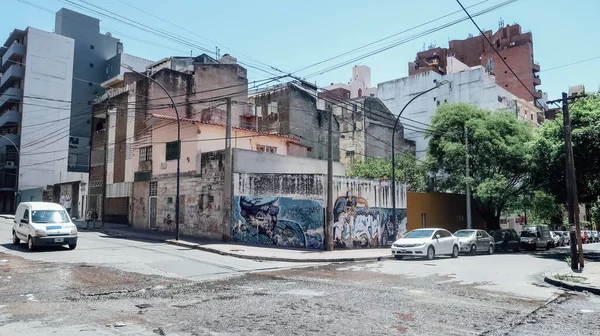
166,239,392,263
543,273,600,296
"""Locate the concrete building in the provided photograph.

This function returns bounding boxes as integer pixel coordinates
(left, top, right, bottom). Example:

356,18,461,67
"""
409,24,542,104
317,87,415,167
249,81,340,161
0,27,76,214
323,65,377,98
90,54,253,223
378,57,520,159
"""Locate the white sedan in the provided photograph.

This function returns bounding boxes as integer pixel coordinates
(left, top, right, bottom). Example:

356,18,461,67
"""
391,228,460,260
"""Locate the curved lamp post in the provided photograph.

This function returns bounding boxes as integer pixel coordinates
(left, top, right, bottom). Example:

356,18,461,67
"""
0,134,20,211
121,64,182,240
391,80,449,237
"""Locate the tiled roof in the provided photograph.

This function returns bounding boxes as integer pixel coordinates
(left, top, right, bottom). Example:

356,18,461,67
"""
149,114,299,141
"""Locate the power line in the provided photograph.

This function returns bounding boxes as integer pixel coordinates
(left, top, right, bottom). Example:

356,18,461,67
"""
454,0,544,110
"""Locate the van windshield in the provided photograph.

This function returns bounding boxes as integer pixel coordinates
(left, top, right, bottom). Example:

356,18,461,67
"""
520,230,537,238
31,210,69,224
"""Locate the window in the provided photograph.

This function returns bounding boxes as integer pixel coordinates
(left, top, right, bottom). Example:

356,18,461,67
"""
530,114,534,120
267,102,278,115
345,150,355,157
139,146,152,162
89,63,94,68
165,141,179,161
90,45,94,49
149,181,158,197
256,145,277,154
31,210,69,224
23,209,29,221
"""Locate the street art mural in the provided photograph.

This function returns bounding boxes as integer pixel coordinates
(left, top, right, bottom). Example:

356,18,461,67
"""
333,191,407,249
232,196,324,249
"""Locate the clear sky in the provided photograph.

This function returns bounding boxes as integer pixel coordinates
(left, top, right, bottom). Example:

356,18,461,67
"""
3,0,599,101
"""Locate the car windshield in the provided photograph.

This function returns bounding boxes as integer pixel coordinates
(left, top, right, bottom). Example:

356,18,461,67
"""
520,229,537,237
31,210,69,224
454,230,475,237
403,230,434,239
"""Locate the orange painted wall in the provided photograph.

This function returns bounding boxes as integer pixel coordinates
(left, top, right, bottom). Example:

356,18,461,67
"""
407,192,487,234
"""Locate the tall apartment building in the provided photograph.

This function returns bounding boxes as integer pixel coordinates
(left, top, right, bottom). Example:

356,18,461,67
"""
0,8,123,217
323,65,378,99
409,24,542,104
0,27,74,214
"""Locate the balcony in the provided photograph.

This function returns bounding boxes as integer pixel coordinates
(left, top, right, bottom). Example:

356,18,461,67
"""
0,64,24,91
533,75,541,86
0,41,25,72
533,90,543,99
0,87,22,110
532,62,540,73
0,109,19,128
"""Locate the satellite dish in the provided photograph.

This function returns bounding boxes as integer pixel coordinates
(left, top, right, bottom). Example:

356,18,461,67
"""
106,32,112,37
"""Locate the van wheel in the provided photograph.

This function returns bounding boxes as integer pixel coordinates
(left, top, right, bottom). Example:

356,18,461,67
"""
27,237,36,251
12,231,20,245
68,244,77,250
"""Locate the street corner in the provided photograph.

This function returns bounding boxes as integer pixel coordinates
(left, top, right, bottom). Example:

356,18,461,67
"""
544,265,600,296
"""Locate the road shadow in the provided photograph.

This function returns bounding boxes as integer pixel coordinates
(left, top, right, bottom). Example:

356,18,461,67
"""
530,249,600,262
0,243,72,253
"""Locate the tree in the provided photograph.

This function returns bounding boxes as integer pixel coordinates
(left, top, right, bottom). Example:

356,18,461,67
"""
531,93,600,204
427,103,534,230
347,154,427,192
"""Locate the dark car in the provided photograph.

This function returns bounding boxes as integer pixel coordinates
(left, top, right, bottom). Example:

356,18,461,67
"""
489,229,520,252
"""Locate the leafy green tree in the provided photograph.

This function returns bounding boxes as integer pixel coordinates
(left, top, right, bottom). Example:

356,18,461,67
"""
347,154,427,191
528,191,565,226
531,93,600,204
426,103,534,230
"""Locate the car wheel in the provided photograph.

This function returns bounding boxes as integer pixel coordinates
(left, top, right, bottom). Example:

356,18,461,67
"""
68,244,77,250
426,246,435,260
487,244,494,255
27,236,35,251
12,231,20,245
545,243,550,250
451,245,459,258
470,244,477,256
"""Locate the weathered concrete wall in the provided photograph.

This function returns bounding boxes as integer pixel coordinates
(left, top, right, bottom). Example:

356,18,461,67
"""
151,151,225,239
233,149,345,176
131,181,149,229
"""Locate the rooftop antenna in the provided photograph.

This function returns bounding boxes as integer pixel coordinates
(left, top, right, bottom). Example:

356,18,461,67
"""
215,46,220,60
498,17,505,29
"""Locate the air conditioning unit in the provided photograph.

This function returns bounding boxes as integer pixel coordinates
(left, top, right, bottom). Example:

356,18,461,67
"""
509,42,516,47
6,161,14,167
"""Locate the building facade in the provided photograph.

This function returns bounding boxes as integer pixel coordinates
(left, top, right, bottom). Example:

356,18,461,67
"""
409,24,542,103
379,57,521,158
317,87,415,167
323,65,378,99
250,81,340,161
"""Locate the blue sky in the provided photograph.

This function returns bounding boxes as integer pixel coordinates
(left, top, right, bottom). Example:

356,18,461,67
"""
3,0,599,100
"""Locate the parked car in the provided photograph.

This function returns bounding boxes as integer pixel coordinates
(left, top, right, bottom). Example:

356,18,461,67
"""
391,228,459,260
519,225,552,250
12,202,78,251
489,229,521,252
554,231,569,246
549,231,560,247
581,230,589,244
590,231,599,243
454,229,495,255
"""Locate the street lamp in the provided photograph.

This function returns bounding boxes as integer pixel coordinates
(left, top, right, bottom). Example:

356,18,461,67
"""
120,64,182,240
0,134,20,211
391,80,449,238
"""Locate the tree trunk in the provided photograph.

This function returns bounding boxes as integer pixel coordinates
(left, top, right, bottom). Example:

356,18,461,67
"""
473,199,502,231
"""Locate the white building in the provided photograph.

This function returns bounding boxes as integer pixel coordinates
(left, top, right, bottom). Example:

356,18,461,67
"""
377,57,519,158
0,27,82,214
323,65,378,99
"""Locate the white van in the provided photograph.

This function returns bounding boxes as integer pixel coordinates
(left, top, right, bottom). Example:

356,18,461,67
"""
12,202,78,251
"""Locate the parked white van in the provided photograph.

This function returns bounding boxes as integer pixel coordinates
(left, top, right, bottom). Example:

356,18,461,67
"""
12,202,78,251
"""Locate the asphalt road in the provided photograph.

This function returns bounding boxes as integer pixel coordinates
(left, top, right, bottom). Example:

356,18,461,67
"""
0,218,315,281
1,218,599,335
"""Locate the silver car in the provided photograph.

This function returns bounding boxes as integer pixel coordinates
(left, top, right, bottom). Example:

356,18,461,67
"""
454,229,495,255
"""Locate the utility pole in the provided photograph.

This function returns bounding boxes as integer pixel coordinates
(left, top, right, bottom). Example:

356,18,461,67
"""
223,98,233,242
561,92,584,270
465,125,472,229
101,111,109,229
325,106,334,251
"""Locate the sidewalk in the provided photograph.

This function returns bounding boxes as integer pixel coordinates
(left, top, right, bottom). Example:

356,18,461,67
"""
74,221,391,263
544,262,600,295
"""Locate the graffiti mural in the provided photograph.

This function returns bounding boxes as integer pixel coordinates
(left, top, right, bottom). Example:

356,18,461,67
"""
333,191,407,249
232,196,324,249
